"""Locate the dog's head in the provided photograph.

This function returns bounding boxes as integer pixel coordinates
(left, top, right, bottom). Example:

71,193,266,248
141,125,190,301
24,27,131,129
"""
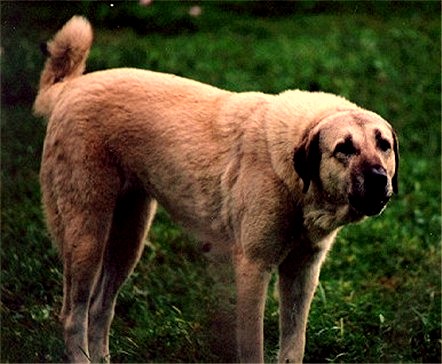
294,109,399,219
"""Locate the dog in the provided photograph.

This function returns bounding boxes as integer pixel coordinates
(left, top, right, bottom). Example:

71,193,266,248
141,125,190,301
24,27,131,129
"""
34,16,399,363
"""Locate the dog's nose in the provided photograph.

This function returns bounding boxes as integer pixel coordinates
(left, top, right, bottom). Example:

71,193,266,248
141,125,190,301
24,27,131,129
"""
349,165,390,216
365,165,388,194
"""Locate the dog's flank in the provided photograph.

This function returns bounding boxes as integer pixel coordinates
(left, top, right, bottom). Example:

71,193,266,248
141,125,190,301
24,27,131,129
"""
35,16,398,363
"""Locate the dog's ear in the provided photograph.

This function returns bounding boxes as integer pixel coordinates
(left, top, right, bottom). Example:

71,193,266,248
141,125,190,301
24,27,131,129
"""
293,130,321,193
392,129,399,194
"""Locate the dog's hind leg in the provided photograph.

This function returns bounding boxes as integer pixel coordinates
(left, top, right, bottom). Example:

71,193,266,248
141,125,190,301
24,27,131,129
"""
60,202,115,363
88,180,157,363
41,142,121,362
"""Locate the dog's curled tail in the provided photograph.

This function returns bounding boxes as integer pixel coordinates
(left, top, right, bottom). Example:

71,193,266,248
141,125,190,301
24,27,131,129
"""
34,16,93,117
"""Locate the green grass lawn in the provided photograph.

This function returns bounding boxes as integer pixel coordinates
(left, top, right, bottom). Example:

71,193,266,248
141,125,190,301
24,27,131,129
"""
1,2,440,363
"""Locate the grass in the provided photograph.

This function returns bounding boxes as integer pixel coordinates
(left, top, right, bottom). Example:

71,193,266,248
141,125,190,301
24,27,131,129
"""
1,2,441,363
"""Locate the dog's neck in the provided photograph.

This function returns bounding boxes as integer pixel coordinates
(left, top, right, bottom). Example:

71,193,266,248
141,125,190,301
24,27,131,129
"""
300,186,364,242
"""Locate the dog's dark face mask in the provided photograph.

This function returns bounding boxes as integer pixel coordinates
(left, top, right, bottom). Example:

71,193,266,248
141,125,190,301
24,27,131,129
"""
293,111,399,219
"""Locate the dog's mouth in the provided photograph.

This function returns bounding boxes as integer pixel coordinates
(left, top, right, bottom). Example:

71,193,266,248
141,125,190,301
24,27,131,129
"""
349,193,391,216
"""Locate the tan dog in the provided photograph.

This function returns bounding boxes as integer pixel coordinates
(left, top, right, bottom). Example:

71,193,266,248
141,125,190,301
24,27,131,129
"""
34,17,399,363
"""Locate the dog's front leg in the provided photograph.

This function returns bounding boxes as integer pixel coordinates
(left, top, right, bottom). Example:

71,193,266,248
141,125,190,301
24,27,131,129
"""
234,247,271,363
277,247,328,363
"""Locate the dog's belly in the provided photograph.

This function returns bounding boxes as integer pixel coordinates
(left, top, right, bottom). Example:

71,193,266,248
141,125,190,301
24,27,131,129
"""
114,131,235,245
146,171,232,244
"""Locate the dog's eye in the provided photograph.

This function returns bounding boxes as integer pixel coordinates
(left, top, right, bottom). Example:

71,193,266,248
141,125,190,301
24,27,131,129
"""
375,129,391,152
334,139,357,157
378,138,391,152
